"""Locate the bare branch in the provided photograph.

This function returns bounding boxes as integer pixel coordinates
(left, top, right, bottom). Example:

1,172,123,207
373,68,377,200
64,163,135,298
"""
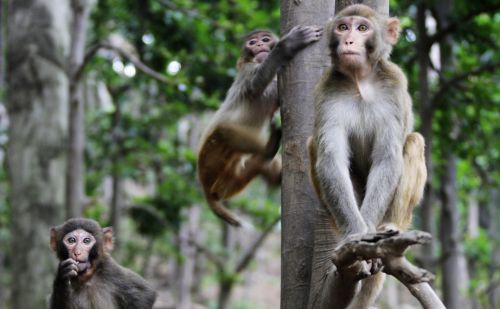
187,238,225,271
431,61,500,107
76,42,169,84
235,216,280,273
324,231,445,309
426,3,500,51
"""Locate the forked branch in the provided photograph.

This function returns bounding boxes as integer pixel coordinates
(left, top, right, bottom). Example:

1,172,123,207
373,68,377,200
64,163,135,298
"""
330,230,445,309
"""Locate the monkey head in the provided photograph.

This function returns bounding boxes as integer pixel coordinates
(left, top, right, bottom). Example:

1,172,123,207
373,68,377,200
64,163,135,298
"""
50,218,113,280
327,4,400,76
237,29,278,69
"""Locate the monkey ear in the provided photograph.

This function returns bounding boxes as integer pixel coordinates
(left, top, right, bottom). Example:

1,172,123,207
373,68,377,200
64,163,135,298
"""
386,17,400,45
49,227,58,252
102,227,114,253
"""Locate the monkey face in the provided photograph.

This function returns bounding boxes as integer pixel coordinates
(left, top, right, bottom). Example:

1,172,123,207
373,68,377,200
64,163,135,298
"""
245,32,276,64
333,16,374,69
62,229,96,273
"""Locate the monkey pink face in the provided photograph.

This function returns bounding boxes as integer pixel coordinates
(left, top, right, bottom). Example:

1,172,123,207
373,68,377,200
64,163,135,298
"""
63,229,96,273
246,32,275,64
334,16,374,70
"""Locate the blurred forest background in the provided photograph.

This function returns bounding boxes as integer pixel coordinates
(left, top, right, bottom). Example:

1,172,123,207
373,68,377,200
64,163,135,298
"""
0,0,498,308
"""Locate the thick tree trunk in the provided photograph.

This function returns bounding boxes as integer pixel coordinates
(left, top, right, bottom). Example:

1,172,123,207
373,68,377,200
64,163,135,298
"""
6,0,70,307
279,1,333,308
66,0,93,218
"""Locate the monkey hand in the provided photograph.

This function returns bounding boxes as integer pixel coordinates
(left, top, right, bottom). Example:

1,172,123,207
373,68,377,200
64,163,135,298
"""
280,25,323,59
56,258,79,283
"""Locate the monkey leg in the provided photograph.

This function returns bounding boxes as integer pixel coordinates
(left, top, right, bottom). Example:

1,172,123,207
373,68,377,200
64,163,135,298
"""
347,272,386,309
209,156,263,200
383,132,427,230
259,156,281,186
212,123,268,155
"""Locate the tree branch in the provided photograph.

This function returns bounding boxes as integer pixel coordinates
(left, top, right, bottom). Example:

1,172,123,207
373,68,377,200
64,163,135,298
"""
187,238,225,271
322,231,445,309
235,216,280,273
75,42,168,83
425,4,500,51
431,61,500,107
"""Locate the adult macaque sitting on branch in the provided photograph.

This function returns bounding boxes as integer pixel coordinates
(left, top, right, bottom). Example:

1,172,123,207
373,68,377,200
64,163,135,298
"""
308,4,427,308
198,25,323,226
49,218,157,309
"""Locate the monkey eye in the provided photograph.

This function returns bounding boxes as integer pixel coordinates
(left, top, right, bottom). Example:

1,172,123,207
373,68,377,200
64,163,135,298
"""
67,237,76,244
262,37,271,43
338,24,349,31
83,237,91,244
248,39,257,46
358,24,368,32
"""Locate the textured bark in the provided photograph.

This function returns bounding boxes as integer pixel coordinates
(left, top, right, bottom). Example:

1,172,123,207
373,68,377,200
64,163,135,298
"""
6,0,71,307
279,1,333,308
66,0,93,218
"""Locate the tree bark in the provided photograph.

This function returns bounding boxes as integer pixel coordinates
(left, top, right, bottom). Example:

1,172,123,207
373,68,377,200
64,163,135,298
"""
6,0,70,307
66,0,93,218
279,1,333,308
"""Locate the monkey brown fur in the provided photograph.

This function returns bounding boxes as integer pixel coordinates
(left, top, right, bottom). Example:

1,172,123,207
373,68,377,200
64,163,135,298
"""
198,25,323,226
49,218,157,309
308,4,426,308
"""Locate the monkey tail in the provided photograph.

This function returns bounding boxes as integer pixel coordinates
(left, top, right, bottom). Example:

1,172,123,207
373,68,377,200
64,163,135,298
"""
207,198,242,227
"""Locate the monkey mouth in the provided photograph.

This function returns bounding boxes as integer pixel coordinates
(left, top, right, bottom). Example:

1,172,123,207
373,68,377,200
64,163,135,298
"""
76,261,91,273
342,51,360,56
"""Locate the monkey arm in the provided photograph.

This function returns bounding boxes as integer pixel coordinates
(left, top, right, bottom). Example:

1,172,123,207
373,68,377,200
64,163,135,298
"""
244,47,288,96
360,133,404,230
315,131,367,235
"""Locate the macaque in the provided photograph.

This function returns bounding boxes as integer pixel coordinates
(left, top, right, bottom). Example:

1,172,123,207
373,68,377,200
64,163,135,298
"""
198,25,323,226
308,5,426,308
49,218,157,309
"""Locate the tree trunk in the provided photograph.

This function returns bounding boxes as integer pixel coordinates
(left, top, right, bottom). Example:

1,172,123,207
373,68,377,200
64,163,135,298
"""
177,205,201,309
416,1,436,273
435,1,470,308
439,154,469,308
66,0,93,218
279,1,333,308
110,95,123,247
217,281,232,309
6,0,70,307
